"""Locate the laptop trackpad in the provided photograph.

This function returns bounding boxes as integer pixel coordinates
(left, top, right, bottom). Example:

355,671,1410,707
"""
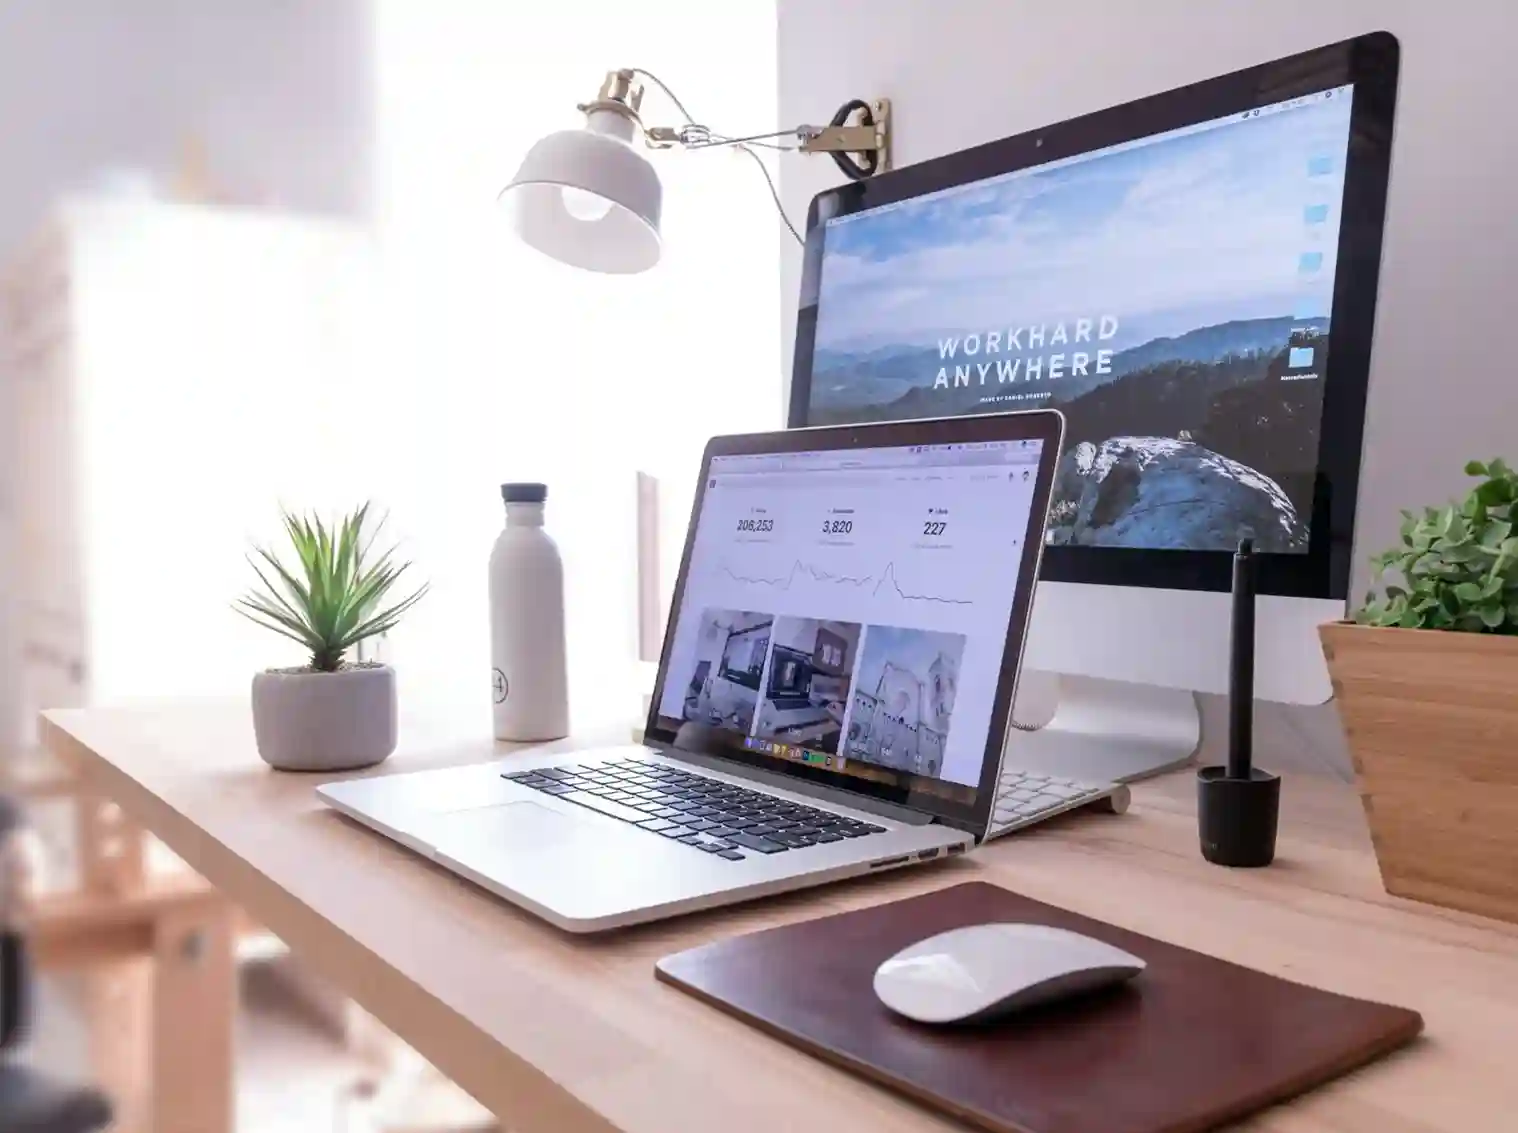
432,798,700,925
440,800,582,854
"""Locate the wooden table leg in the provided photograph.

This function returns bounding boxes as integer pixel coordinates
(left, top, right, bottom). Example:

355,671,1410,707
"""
151,897,236,1133
85,957,152,1133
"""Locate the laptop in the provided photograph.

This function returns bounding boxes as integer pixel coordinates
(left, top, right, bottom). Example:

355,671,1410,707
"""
318,410,1113,933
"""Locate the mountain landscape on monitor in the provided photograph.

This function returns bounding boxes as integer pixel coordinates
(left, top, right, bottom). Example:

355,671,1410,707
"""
808,316,1329,552
805,89,1355,554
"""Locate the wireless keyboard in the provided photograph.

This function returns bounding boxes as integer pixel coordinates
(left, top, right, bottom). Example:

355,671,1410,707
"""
987,769,1126,838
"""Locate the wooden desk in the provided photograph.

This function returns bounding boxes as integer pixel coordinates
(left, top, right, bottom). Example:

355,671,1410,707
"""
41,703,1518,1133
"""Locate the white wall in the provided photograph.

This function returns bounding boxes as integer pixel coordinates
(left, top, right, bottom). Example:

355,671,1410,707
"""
0,0,374,260
777,0,1518,589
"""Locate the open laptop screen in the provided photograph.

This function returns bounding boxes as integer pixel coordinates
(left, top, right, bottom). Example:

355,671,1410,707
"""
650,435,1047,823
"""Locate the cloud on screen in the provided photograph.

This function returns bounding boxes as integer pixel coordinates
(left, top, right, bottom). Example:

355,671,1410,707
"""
816,100,1351,350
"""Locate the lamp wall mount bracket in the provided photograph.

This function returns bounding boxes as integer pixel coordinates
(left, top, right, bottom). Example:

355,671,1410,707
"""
798,99,892,173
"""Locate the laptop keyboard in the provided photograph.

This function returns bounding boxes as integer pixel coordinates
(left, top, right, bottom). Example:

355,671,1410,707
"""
501,755,887,861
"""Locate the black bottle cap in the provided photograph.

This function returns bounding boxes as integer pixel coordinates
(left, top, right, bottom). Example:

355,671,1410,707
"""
1197,766,1280,868
501,483,547,504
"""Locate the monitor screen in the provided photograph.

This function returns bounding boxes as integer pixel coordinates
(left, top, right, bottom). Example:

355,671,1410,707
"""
803,87,1354,555
653,438,1045,807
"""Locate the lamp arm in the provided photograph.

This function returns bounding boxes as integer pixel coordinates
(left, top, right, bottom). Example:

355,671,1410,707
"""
618,68,804,244
591,68,890,244
616,68,890,176
646,124,804,151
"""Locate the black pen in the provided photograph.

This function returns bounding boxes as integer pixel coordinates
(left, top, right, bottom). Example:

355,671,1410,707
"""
1228,538,1255,781
1197,534,1279,868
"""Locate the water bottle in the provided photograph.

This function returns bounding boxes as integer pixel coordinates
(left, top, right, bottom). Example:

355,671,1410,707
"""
489,483,569,741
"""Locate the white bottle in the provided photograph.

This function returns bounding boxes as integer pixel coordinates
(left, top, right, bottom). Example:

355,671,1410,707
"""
489,483,569,741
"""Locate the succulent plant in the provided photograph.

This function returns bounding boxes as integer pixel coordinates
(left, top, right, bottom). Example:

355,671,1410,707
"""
236,503,428,671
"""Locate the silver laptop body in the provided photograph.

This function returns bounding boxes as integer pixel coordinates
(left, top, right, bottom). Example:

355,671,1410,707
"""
319,412,1065,932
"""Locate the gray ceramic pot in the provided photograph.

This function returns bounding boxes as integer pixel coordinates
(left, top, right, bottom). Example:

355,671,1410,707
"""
250,664,397,772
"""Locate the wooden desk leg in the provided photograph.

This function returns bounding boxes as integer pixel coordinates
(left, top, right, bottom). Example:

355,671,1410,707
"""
151,899,236,1133
86,957,153,1133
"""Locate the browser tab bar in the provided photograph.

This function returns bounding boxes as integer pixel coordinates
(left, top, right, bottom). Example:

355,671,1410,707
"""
711,440,1038,478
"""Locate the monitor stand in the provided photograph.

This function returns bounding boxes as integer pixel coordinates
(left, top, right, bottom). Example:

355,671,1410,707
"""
1002,672,1200,785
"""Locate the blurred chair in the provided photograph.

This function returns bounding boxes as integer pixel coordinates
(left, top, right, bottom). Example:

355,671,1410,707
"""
0,795,113,1133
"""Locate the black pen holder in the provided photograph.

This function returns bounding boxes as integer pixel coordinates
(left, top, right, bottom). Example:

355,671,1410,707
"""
1197,767,1280,868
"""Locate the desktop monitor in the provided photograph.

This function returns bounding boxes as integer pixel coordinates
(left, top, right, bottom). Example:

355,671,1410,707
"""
787,33,1399,781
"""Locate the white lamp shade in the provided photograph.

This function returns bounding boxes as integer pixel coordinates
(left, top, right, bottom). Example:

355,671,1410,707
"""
500,119,662,274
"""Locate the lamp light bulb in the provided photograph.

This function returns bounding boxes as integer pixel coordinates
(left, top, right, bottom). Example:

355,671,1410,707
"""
561,186,614,222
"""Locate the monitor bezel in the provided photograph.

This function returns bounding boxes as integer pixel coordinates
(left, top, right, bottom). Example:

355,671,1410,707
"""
642,410,1065,840
786,31,1400,600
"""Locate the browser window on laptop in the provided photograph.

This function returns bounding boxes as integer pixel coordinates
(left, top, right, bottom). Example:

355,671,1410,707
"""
654,439,1045,808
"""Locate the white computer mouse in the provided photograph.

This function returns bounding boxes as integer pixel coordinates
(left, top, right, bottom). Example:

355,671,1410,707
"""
873,922,1146,1025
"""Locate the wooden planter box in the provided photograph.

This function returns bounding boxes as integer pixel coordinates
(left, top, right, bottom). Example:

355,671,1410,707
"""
1320,620,1518,925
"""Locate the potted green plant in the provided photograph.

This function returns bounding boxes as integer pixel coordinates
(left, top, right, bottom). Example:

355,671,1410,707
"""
1320,458,1518,924
237,504,428,772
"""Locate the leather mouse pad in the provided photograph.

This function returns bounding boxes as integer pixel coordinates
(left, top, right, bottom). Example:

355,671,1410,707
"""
655,882,1422,1133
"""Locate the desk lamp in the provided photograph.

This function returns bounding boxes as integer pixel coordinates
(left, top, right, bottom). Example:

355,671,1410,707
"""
498,69,891,273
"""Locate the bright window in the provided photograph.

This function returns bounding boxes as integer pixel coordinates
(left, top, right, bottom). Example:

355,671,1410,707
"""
370,2,783,728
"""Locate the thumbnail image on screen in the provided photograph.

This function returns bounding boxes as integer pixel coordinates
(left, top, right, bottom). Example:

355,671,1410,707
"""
753,617,861,758
806,88,1355,553
673,609,772,733
845,625,966,779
